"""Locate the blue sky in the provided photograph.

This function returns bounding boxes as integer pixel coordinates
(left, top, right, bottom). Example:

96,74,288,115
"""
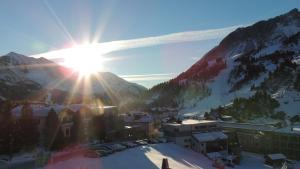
0,0,300,87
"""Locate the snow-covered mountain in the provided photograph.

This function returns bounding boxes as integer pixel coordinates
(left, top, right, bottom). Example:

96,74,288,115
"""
0,52,146,105
147,9,300,117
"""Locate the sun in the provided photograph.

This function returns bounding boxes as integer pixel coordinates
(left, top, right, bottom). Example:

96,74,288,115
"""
63,44,105,76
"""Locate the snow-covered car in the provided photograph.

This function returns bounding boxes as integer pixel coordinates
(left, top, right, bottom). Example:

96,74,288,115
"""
103,144,126,152
0,158,9,169
96,150,111,156
90,145,114,154
285,159,295,169
135,140,148,145
84,151,101,158
212,159,225,169
148,138,159,144
121,141,138,148
111,144,127,151
157,138,167,143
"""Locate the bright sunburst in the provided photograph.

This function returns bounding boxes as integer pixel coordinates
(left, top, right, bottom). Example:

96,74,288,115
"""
64,43,105,75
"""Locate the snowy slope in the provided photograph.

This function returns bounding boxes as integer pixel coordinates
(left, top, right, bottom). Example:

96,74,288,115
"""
148,9,300,116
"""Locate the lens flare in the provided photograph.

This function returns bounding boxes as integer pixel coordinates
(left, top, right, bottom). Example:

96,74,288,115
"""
64,43,105,75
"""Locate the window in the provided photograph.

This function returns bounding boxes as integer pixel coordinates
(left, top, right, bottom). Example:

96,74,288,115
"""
184,138,191,143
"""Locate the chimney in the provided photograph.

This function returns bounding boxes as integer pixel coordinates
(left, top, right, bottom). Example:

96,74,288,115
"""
161,158,171,169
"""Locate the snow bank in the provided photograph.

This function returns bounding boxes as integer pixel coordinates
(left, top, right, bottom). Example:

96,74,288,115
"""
43,143,300,169
44,143,213,169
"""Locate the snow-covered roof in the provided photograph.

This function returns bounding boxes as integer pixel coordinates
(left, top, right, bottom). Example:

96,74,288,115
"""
167,119,217,126
10,104,115,118
193,131,228,142
183,119,216,125
124,125,142,129
219,122,276,131
11,104,65,117
266,154,286,160
123,111,153,123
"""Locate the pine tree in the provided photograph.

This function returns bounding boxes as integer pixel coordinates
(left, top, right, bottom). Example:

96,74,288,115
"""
45,108,64,150
0,119,22,156
89,115,106,140
19,104,39,149
71,112,85,143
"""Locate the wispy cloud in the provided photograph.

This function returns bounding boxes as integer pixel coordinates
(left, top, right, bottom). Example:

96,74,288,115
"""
32,25,243,59
119,73,177,82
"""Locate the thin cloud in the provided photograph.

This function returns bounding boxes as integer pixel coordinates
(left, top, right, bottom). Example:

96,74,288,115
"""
191,56,201,60
119,73,177,82
32,25,243,59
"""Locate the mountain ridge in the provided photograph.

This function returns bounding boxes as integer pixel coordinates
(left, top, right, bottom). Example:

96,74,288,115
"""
146,8,300,119
0,52,146,105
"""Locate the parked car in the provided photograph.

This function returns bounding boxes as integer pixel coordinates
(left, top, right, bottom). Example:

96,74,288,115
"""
212,158,225,169
96,150,110,156
221,155,236,167
157,138,167,143
148,138,159,144
121,141,138,148
103,144,126,152
84,151,101,158
0,157,9,169
264,154,287,167
91,145,114,154
135,140,148,145
285,159,295,169
112,144,127,151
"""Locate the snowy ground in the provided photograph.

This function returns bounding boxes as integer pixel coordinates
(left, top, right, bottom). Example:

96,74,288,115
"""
41,143,300,169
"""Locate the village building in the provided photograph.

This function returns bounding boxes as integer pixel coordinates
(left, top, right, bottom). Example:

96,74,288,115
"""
191,131,228,154
163,119,228,155
220,122,300,160
10,104,117,142
119,111,155,139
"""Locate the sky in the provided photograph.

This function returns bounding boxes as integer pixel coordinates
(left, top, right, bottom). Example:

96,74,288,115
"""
0,0,300,88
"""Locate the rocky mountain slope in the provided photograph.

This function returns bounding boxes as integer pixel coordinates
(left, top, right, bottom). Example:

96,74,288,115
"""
147,9,300,118
0,52,146,105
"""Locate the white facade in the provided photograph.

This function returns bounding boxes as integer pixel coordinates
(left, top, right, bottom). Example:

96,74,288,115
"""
163,120,220,148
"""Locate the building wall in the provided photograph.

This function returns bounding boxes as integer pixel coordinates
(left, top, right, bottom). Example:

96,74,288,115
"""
223,127,300,160
173,136,191,148
270,132,300,160
163,121,220,149
191,137,228,154
191,138,206,153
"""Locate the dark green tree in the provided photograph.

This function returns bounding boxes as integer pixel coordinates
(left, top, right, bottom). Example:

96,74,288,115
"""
88,115,106,141
71,112,85,143
45,108,64,150
19,104,39,149
0,120,22,156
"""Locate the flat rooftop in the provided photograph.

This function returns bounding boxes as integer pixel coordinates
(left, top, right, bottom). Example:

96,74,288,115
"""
166,119,217,126
220,122,300,135
219,122,276,131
